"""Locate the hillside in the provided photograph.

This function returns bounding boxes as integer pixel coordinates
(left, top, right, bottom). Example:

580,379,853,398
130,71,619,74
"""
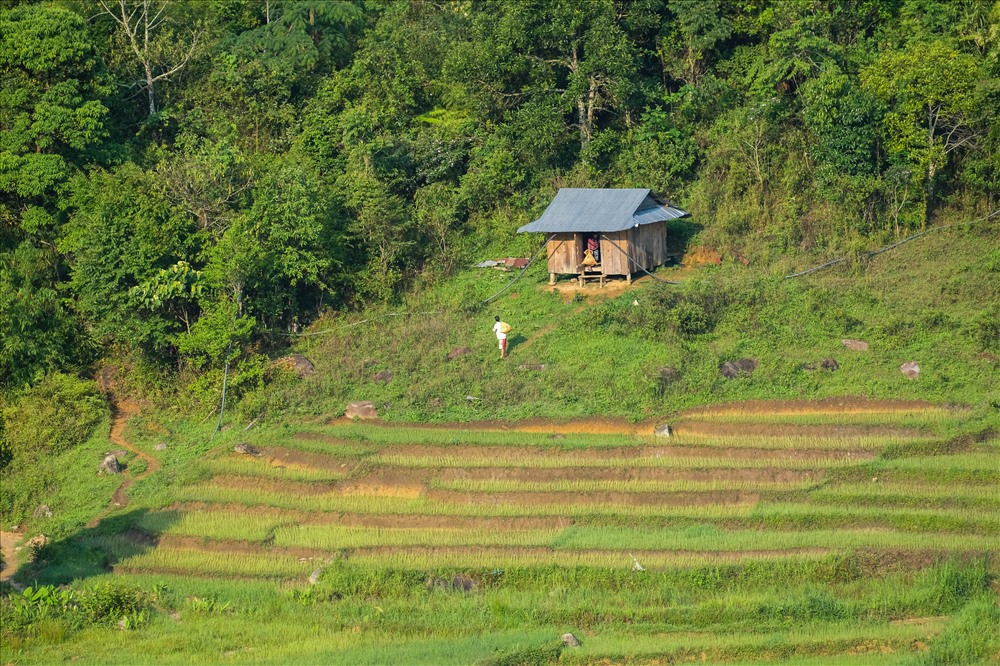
3,0,1000,662
275,219,1000,424
2,217,998,664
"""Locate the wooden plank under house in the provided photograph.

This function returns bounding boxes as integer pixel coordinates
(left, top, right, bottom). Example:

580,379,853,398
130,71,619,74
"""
518,189,689,286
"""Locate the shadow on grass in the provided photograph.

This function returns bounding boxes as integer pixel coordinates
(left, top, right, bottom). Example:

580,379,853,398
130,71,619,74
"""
12,508,179,586
666,218,704,259
504,333,528,357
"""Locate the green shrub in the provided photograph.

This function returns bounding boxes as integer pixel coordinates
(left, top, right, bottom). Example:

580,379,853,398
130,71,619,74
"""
2,373,108,457
477,640,564,666
919,597,1000,665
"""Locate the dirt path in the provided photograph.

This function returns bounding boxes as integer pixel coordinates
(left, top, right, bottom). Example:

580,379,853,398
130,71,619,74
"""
85,399,161,528
0,530,23,587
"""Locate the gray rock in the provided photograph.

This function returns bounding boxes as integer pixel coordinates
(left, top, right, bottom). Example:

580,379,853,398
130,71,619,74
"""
841,339,869,351
425,573,479,593
98,454,121,475
272,354,315,377
447,346,473,360
154,442,169,451
517,363,547,371
450,574,478,592
234,443,261,456
820,358,839,371
900,361,920,379
654,424,673,437
562,633,581,647
720,358,758,379
345,401,378,419
372,370,393,384
32,504,52,519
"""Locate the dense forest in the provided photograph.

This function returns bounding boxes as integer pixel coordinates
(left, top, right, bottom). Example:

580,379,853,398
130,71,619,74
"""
2,0,998,409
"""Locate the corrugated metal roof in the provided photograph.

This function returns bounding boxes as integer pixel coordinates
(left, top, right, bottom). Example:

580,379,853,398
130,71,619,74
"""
517,188,690,233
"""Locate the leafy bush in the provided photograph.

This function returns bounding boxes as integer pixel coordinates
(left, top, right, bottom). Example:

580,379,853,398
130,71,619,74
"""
2,373,108,457
1,582,153,642
969,306,1000,351
919,597,1000,665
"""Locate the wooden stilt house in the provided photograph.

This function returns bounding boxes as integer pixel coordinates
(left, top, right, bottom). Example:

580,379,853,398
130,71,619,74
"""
517,188,690,285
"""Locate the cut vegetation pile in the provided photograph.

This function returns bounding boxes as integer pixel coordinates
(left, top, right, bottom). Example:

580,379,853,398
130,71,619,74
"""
6,399,996,664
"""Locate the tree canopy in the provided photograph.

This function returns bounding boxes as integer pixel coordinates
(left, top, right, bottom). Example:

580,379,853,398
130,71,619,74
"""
1,0,998,396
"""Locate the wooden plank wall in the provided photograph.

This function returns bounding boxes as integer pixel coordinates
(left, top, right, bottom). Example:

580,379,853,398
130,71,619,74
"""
547,233,582,274
631,222,666,271
601,231,629,275
547,224,666,276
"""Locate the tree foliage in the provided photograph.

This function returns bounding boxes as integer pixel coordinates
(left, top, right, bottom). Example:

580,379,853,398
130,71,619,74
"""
1,0,998,403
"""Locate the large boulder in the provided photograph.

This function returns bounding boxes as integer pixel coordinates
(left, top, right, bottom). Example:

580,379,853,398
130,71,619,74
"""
345,401,378,420
98,454,121,475
841,339,869,351
900,361,920,379
562,633,582,647
272,354,315,377
720,358,758,379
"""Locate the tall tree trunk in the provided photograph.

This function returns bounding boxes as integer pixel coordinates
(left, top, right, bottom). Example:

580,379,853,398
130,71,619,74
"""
925,106,936,226
145,61,156,115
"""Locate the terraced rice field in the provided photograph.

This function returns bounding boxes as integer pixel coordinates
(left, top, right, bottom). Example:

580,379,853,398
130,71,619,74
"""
100,399,998,663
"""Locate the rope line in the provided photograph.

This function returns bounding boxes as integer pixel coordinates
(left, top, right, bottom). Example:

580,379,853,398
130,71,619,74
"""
478,234,555,305
783,208,1000,279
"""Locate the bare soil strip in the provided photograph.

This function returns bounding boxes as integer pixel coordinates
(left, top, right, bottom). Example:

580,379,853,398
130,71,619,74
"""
208,475,338,495
680,397,955,417
292,432,365,446
425,488,760,507
0,530,23,586
672,420,931,440
258,447,357,473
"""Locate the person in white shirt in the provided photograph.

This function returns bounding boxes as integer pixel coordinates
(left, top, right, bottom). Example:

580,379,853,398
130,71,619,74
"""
493,315,508,359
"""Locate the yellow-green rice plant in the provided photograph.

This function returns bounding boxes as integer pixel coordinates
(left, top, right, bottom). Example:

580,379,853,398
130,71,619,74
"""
175,483,757,519
808,482,1000,509
314,424,641,449
680,409,958,427
115,547,321,580
137,510,298,542
552,525,1000,552
340,546,832,571
430,478,813,494
560,619,949,662
271,525,563,549
373,450,870,469
664,432,933,449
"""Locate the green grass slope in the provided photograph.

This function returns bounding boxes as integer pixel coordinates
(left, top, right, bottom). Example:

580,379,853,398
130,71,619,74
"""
274,222,998,424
